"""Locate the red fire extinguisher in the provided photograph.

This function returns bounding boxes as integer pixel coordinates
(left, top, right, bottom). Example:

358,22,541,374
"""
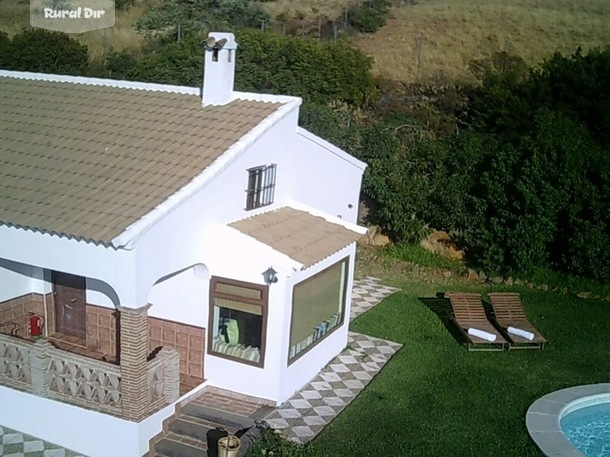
28,314,45,338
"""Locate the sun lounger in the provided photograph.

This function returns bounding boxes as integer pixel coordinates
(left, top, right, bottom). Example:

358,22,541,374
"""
487,293,547,350
445,292,508,351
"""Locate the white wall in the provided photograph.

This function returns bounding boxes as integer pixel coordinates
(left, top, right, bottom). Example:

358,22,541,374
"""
195,225,299,402
0,226,137,306
0,385,178,457
277,243,356,403
132,103,365,307
0,253,124,311
127,103,364,403
0,258,34,301
204,270,286,403
0,259,51,302
86,277,121,308
286,130,365,225
147,266,209,327
36,269,53,295
130,108,301,306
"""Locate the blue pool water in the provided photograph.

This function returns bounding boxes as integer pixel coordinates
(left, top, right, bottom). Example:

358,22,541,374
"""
560,401,610,457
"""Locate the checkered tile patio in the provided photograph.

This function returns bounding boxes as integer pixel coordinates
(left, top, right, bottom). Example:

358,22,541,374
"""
0,426,85,457
264,276,401,443
264,332,402,442
350,276,400,321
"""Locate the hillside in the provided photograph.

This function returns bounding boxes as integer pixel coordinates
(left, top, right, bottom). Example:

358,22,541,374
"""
264,0,610,82
1,0,609,81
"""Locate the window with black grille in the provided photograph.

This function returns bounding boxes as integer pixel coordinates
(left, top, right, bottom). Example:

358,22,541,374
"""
246,164,276,210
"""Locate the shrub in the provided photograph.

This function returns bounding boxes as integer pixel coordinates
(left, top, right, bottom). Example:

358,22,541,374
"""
462,110,609,280
298,102,361,152
235,30,375,107
530,47,610,148
103,49,139,79
136,0,271,31
115,0,134,10
244,425,320,457
108,29,375,108
348,0,392,33
6,29,90,75
354,117,434,242
0,31,10,69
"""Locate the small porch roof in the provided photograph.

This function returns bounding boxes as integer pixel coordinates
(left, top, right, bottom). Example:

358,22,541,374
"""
228,206,367,269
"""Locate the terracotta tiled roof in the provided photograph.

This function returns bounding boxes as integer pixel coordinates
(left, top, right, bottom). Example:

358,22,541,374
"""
0,76,282,245
229,207,362,268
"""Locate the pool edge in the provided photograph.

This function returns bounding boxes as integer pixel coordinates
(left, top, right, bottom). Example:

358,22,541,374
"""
526,383,610,457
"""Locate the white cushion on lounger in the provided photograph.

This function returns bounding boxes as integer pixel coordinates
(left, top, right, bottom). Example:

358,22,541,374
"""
508,326,534,341
468,327,497,342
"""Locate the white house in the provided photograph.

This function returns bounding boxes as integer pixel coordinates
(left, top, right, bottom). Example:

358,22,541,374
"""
0,32,367,456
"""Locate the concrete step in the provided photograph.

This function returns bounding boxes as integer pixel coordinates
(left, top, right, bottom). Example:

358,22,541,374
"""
154,398,275,457
169,415,229,444
182,402,255,432
154,431,207,457
249,405,275,423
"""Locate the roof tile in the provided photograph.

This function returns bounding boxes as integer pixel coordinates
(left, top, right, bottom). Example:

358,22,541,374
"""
0,76,282,244
229,207,362,269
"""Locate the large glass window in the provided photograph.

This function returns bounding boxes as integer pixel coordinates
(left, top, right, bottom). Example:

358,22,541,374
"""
209,277,267,366
289,258,349,363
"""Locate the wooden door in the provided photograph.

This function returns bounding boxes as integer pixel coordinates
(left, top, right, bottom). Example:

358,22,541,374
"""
53,271,86,340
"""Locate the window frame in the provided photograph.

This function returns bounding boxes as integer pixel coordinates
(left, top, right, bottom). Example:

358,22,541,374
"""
287,256,350,366
208,276,268,368
245,164,277,210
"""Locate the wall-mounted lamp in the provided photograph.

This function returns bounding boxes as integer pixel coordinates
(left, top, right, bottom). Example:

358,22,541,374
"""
262,267,278,285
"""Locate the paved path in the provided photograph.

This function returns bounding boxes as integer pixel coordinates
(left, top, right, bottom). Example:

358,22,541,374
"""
0,426,85,457
264,276,402,442
349,276,400,322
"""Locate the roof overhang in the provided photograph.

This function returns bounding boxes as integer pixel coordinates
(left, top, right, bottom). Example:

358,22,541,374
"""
228,204,366,270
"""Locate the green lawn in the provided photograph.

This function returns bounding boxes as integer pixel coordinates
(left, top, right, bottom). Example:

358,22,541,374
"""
311,281,610,456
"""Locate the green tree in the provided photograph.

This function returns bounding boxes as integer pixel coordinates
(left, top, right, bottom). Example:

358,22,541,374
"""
463,110,609,279
298,102,360,152
136,0,270,32
348,0,392,33
0,31,10,69
127,35,203,85
102,49,139,79
7,29,90,75
235,30,375,107
105,30,375,108
529,47,610,147
451,47,610,279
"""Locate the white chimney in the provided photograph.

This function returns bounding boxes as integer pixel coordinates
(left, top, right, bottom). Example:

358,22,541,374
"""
202,32,238,106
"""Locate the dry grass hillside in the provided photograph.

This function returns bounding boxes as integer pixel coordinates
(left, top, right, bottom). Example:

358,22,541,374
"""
1,0,609,81
0,0,146,57
264,0,610,82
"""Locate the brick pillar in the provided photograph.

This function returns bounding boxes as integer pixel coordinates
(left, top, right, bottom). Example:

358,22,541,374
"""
30,339,52,396
159,347,180,404
118,304,151,421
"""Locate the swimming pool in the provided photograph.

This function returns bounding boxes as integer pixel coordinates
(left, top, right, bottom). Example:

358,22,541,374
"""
560,397,610,457
526,384,610,457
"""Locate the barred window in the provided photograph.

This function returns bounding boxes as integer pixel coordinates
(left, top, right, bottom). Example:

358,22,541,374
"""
246,164,276,210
